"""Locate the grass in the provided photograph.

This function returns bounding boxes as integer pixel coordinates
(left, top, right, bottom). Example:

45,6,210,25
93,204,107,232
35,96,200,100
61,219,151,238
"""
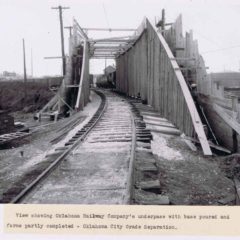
0,81,54,112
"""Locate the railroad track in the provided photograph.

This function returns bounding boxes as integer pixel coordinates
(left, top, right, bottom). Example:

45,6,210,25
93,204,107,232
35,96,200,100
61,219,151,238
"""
0,90,106,203
1,90,167,204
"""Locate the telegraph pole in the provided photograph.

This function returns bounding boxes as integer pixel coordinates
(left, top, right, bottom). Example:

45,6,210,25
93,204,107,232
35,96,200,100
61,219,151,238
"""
31,48,33,77
22,39,27,103
161,9,165,31
155,9,172,36
52,5,70,76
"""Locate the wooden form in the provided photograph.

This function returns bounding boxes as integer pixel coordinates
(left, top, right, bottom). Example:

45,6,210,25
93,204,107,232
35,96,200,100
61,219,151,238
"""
38,18,90,118
75,39,90,110
82,27,136,32
213,104,240,136
89,35,138,59
163,15,209,95
116,18,212,155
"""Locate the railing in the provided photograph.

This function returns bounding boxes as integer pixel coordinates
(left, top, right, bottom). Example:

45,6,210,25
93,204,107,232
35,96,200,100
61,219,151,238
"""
116,18,212,155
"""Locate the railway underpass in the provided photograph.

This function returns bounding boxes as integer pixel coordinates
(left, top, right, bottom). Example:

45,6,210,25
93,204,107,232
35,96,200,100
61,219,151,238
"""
0,14,239,205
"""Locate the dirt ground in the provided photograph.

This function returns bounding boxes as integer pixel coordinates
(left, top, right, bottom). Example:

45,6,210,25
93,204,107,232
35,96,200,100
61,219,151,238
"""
152,132,236,205
0,91,100,197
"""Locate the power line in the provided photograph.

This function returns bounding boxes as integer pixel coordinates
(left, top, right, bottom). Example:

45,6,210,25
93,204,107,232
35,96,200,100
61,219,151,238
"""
22,39,27,103
194,30,221,48
102,3,110,29
202,45,240,54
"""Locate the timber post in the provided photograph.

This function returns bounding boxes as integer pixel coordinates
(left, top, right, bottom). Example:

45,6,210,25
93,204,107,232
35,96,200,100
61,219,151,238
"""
232,96,238,152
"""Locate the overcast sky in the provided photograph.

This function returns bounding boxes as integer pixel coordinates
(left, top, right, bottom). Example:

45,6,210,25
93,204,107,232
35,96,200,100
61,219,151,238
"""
0,0,240,77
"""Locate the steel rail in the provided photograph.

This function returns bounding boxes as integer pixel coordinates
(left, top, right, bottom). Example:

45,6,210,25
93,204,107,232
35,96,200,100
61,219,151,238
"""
10,90,107,203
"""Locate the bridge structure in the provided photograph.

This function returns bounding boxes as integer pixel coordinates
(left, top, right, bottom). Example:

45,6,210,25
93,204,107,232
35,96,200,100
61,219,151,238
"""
40,13,212,156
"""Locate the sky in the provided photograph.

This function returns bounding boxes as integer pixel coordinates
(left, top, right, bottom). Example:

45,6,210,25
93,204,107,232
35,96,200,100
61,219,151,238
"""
0,0,240,77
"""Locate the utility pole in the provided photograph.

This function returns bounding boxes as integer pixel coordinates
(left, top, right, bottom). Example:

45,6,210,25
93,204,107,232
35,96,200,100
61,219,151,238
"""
105,58,107,73
156,9,165,31
31,48,33,77
161,9,165,31
52,5,70,76
22,39,27,103
155,9,172,36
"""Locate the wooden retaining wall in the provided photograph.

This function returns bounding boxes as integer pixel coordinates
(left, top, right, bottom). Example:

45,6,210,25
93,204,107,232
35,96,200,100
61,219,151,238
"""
116,18,211,155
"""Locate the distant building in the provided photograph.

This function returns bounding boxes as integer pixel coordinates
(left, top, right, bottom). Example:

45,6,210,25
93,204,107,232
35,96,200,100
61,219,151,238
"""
0,71,22,81
104,65,116,75
208,72,240,99
104,65,116,87
3,71,17,77
209,72,240,88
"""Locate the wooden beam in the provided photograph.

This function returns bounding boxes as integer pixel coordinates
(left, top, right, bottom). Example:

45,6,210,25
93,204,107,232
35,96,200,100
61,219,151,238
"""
93,49,124,53
170,57,196,61
65,85,79,88
82,27,136,32
91,42,130,46
91,55,116,57
90,39,135,44
89,35,135,41
213,103,240,135
73,18,88,40
91,57,116,59
183,135,231,154
91,55,116,58
181,134,197,151
75,40,87,109
91,46,127,50
44,56,63,59
157,30,212,155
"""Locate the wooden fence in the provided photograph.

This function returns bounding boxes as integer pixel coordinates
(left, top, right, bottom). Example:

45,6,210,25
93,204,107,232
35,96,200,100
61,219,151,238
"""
116,18,212,155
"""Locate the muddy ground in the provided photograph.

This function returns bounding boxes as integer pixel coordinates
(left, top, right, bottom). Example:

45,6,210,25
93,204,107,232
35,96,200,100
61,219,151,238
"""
0,92,100,198
152,132,237,205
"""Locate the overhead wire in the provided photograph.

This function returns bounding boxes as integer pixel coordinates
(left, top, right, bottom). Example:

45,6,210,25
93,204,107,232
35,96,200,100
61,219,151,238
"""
202,45,240,54
181,6,240,71
102,2,110,30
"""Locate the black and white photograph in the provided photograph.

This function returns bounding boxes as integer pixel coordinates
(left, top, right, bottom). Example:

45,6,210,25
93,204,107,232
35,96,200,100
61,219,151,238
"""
0,0,240,212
